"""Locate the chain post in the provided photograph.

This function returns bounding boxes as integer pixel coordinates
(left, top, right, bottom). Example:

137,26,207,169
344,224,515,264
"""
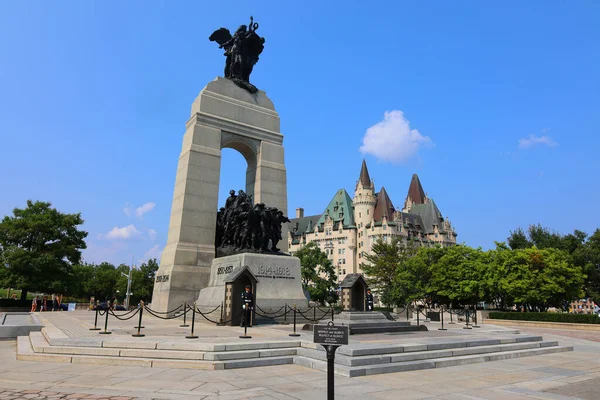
289,303,300,337
186,302,199,339
89,306,101,331
180,302,189,327
132,301,145,337
99,305,111,335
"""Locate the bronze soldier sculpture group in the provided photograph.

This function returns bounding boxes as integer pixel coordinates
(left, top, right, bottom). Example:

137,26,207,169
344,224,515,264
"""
216,189,290,254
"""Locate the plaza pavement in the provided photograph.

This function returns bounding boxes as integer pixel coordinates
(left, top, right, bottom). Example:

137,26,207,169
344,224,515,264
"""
1,310,599,399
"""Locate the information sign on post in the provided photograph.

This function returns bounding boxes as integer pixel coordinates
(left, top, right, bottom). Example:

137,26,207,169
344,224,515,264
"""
314,321,349,345
314,321,349,400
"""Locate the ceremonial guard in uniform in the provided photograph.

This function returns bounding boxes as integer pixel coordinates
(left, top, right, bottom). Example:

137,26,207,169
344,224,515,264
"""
366,289,374,311
240,285,254,327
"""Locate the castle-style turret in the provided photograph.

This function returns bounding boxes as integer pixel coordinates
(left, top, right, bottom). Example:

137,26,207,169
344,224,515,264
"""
353,160,376,230
403,173,427,212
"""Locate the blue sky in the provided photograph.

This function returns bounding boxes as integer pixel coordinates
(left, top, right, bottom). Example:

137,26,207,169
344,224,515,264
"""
1,1,599,266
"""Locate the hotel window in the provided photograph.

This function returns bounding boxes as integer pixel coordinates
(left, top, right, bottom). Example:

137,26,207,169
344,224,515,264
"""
358,253,361,258
342,269,346,274
342,249,346,254
359,212,362,218
367,210,369,215
383,225,387,230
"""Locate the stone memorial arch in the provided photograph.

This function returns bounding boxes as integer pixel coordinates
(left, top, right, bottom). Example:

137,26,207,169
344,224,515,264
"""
151,77,289,313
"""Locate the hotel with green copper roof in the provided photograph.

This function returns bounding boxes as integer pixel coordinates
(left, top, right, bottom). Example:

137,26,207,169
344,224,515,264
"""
288,160,457,281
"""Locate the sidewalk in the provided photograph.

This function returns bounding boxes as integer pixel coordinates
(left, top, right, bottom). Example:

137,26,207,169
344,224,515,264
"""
2,312,599,399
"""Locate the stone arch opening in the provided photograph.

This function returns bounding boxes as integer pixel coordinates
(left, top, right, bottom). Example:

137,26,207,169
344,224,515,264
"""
220,133,260,204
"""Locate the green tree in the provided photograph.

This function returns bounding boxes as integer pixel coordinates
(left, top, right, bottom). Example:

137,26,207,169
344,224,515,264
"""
582,229,600,302
0,200,88,300
361,237,418,307
392,246,441,306
428,244,487,307
505,247,584,311
295,242,338,303
507,227,532,250
88,262,120,301
130,259,159,304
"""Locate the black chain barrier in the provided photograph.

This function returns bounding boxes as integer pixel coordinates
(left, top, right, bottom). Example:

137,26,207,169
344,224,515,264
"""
143,306,185,320
255,304,286,316
190,304,224,325
253,306,289,320
142,303,184,315
109,307,140,321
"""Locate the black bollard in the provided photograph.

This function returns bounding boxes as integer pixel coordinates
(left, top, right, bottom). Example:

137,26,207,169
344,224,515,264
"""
472,304,481,328
416,307,420,327
239,305,251,339
331,305,334,322
132,301,145,337
218,301,224,325
185,303,198,339
406,306,409,321
438,307,447,331
282,304,289,325
289,303,301,337
313,305,317,325
99,307,111,335
89,306,101,331
180,302,189,327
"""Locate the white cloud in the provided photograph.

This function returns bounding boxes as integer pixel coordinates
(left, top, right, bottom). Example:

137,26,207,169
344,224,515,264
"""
135,202,156,218
359,110,432,164
518,134,557,149
148,229,157,241
143,244,163,262
99,224,141,240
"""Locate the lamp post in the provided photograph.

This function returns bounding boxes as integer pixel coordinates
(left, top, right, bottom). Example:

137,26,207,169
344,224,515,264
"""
120,262,133,309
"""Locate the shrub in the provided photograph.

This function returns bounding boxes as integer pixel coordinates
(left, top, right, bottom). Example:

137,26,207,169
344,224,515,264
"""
488,311,600,324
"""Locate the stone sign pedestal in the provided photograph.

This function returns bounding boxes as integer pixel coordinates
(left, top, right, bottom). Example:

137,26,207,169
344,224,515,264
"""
197,253,308,325
151,77,289,313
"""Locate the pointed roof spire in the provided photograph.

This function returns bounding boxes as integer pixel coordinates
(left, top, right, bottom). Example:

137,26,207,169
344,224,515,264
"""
359,159,372,187
407,174,426,205
373,186,395,221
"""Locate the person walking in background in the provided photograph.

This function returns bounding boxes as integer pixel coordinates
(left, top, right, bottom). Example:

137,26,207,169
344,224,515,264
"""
52,294,57,311
30,296,37,312
41,296,47,311
58,294,63,311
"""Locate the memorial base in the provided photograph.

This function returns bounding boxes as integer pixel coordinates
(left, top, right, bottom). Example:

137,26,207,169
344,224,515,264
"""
196,253,308,326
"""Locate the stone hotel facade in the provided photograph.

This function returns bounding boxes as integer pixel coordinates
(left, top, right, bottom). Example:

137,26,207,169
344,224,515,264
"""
288,160,457,282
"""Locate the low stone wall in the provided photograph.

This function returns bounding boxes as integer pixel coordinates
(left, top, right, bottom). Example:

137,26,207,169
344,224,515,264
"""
487,318,600,331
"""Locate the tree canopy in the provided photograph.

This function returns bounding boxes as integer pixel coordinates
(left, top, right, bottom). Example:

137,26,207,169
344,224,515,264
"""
295,241,338,304
0,200,87,299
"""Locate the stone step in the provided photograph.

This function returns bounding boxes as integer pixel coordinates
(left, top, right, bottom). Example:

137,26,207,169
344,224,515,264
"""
295,345,573,377
18,335,295,370
297,340,558,367
221,355,295,369
299,335,544,357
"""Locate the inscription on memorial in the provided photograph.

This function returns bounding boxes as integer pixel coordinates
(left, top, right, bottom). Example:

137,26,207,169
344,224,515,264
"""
255,265,294,279
155,275,170,283
217,266,234,275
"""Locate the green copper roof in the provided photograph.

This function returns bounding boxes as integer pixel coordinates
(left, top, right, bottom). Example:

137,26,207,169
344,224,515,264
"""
317,189,355,228
409,199,443,234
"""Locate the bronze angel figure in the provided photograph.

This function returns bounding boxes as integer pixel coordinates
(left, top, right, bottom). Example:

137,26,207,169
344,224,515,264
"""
209,16,265,94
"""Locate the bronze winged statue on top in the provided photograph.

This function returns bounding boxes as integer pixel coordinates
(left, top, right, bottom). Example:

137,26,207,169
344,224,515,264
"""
209,16,265,94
